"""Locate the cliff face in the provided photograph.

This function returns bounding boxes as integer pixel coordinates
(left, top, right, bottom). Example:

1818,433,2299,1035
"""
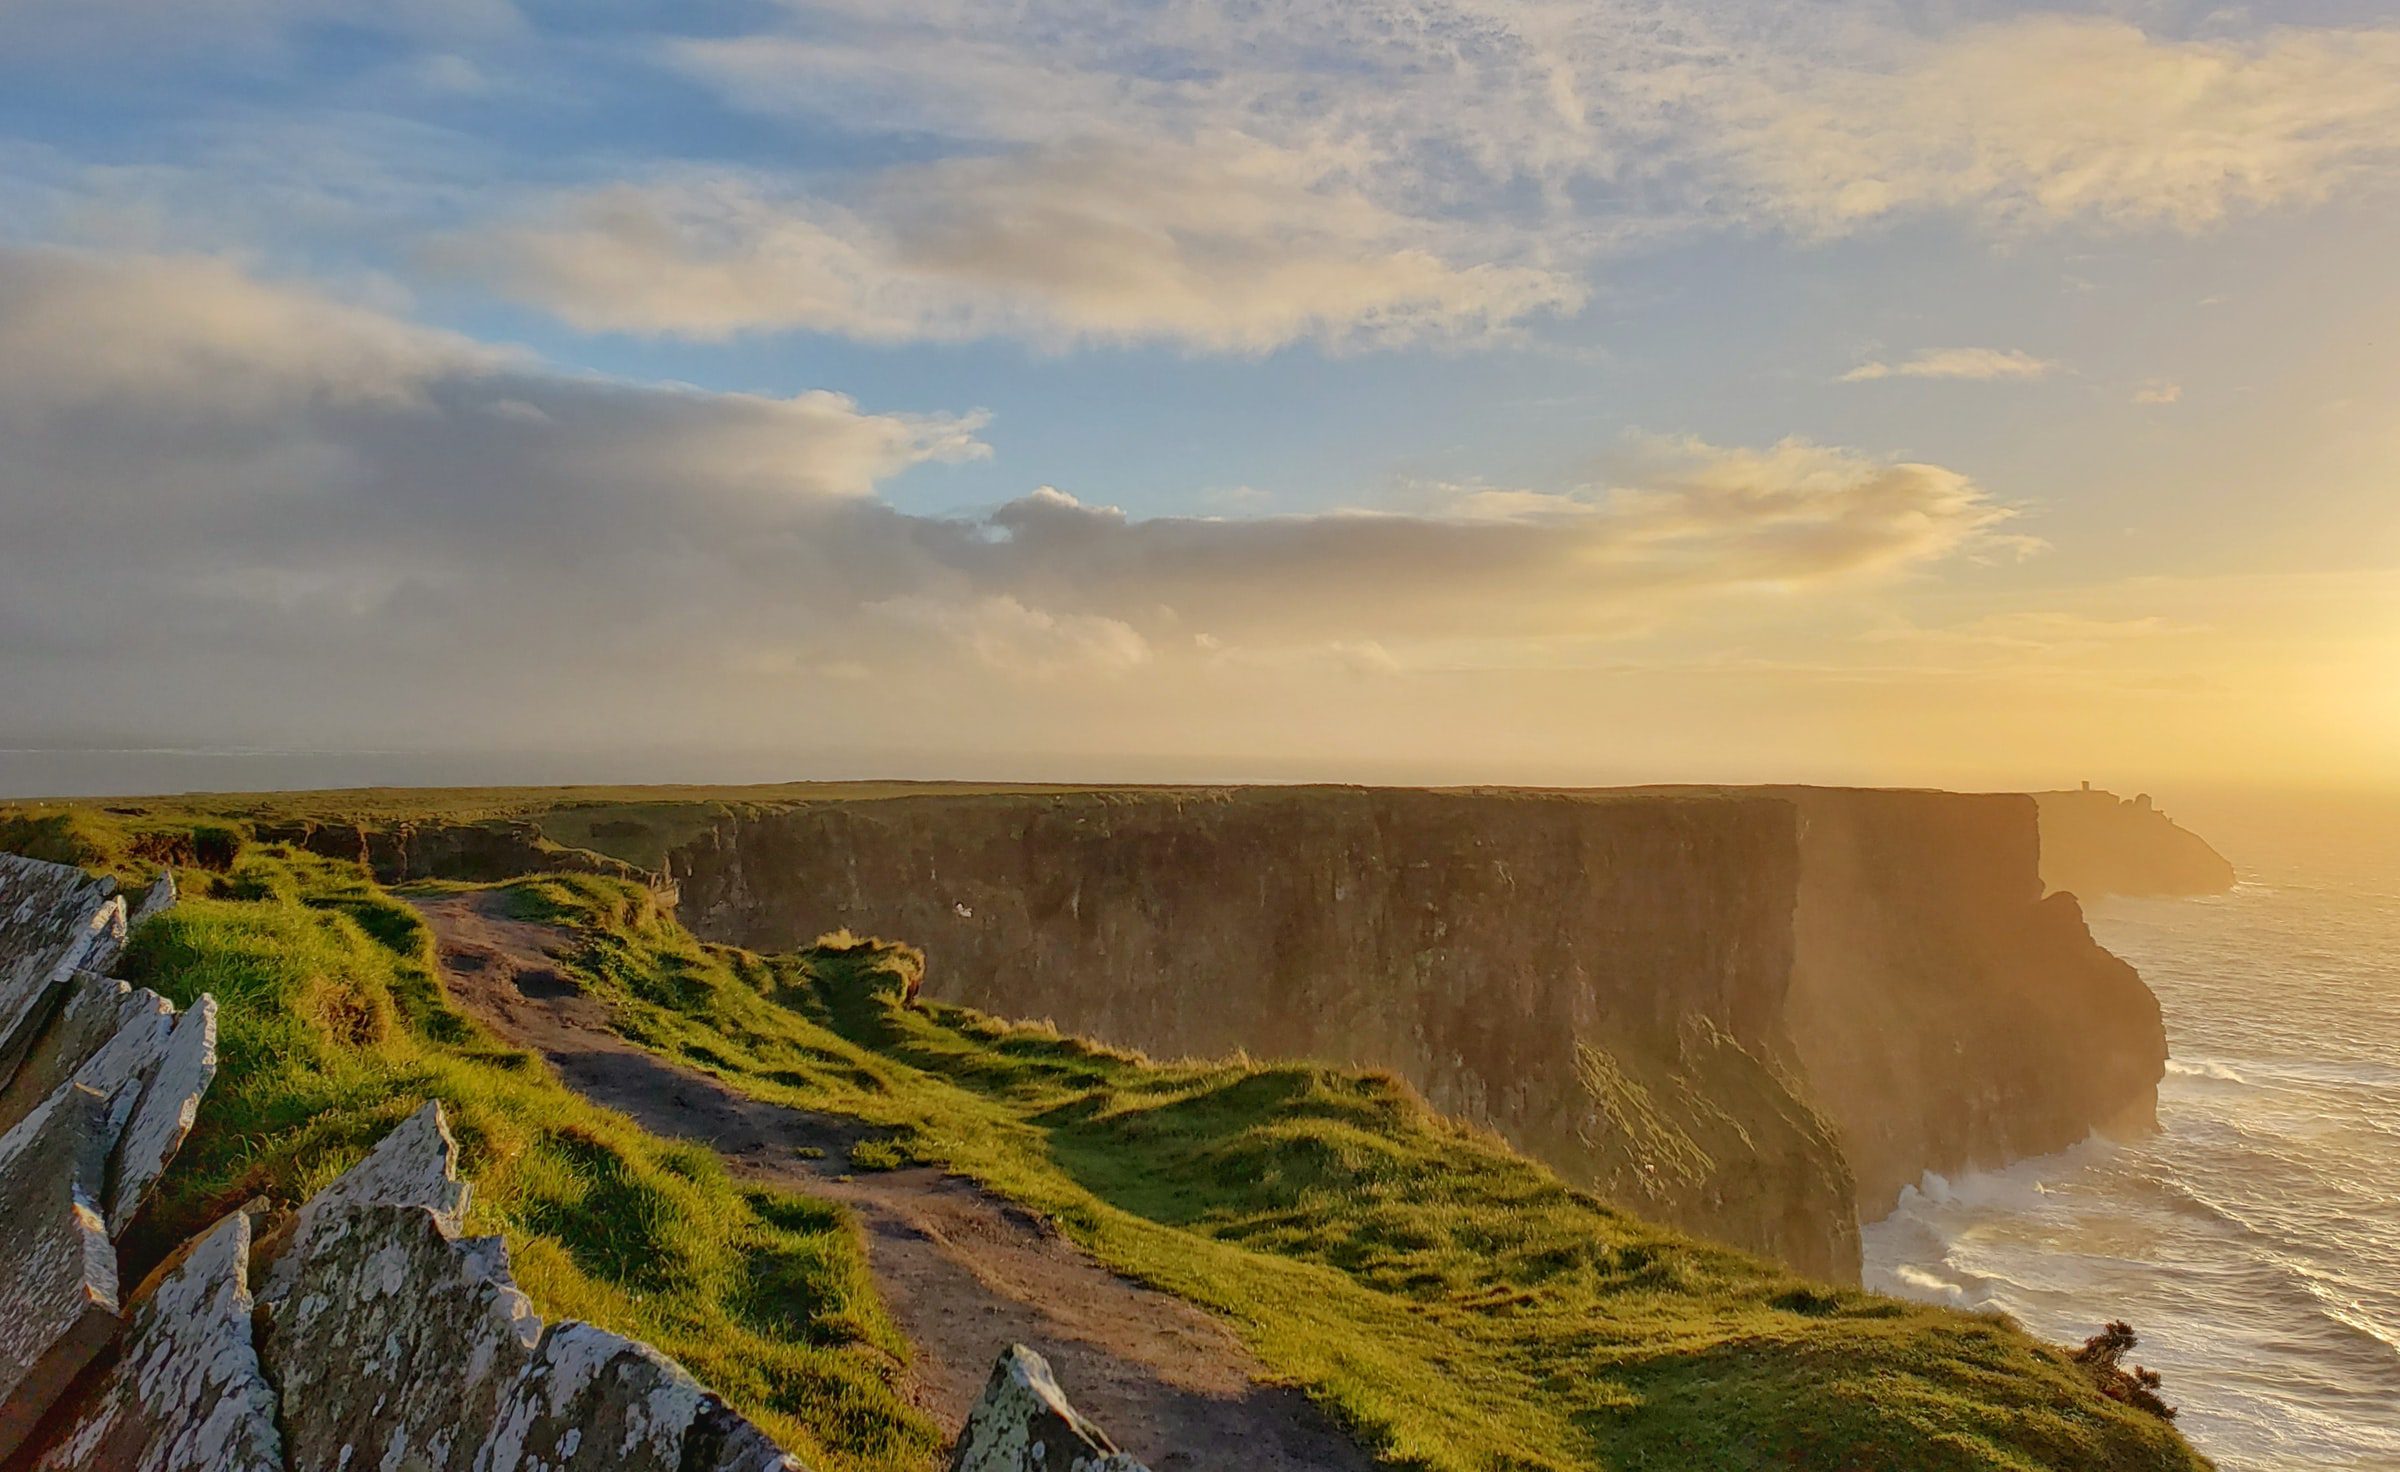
663,785,2172,1279
1777,790,2167,1214
2034,788,2237,898
669,787,1858,1278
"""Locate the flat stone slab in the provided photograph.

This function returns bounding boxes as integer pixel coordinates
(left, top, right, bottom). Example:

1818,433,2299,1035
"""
477,1321,802,1472
0,1080,131,1462
30,1209,282,1472
257,1098,473,1303
0,969,133,1137
260,1201,543,1472
107,994,218,1235
949,1345,1149,1472
0,854,124,1085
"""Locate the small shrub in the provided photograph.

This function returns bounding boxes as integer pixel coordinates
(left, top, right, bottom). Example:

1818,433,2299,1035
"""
2074,1320,2179,1421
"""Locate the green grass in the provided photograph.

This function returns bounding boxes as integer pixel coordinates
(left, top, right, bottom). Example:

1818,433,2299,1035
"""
492,871,2210,1472
115,850,942,1472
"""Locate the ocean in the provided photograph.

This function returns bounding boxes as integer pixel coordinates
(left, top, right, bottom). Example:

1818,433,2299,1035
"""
1865,792,2400,1470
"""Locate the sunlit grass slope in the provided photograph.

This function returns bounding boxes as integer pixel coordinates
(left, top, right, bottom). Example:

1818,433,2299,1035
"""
115,850,943,1472
501,870,2209,1472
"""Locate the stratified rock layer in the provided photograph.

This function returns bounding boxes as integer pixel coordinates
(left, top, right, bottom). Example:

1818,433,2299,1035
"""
947,1346,1148,1472
107,994,218,1235
0,1080,128,1460
0,854,125,1080
31,1210,283,1472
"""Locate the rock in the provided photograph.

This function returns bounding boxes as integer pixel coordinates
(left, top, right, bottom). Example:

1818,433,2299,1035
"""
66,987,177,1103
29,1210,282,1472
107,994,219,1235
129,869,178,929
0,855,125,1085
947,1345,1149,1472
0,969,133,1136
257,1098,472,1302
0,1080,131,1461
254,1100,805,1472
476,1321,804,1472
259,1201,543,1472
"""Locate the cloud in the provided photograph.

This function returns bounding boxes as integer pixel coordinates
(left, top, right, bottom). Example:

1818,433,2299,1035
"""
2133,381,2183,405
0,248,2024,748
415,8,2400,349
1700,17,2400,233
438,139,1584,351
1841,348,2058,383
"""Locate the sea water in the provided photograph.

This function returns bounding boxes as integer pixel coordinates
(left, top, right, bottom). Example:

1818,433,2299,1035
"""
1865,792,2400,1470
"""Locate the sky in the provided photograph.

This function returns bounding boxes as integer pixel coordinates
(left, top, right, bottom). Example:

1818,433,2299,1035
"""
2,0,2396,795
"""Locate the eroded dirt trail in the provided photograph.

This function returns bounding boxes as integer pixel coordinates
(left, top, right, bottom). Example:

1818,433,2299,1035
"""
408,892,1376,1472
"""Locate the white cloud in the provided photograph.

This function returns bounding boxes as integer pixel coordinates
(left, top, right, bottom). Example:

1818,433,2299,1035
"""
420,7,2400,348
0,248,2026,747
439,139,1584,351
2133,380,2184,405
1841,348,2058,383
1701,17,2400,233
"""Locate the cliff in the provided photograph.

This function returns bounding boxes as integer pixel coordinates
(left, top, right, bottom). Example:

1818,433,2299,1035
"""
2035,788,2237,898
1777,789,2166,1214
660,784,2170,1277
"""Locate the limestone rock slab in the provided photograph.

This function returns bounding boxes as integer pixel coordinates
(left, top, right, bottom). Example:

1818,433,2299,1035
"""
30,1210,282,1472
947,1345,1149,1472
0,854,124,1084
0,1080,130,1461
107,993,218,1235
129,869,178,929
258,1098,472,1302
260,1201,543,1472
475,1321,802,1472
0,969,133,1136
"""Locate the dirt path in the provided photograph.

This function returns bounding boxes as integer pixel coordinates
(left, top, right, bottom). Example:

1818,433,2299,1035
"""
409,892,1377,1472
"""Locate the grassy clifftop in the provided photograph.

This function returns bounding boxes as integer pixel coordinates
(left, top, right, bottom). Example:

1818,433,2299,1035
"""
6,801,2210,1471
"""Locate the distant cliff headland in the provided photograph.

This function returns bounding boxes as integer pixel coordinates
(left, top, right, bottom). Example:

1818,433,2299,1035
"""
2035,787,2238,899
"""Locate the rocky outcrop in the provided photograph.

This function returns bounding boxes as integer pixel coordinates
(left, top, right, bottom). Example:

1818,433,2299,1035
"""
665,784,2175,1278
0,856,195,1461
0,1080,130,1461
2034,788,2236,898
245,1100,804,1472
1,853,127,1080
949,1346,1149,1472
107,995,217,1236
31,1211,283,1472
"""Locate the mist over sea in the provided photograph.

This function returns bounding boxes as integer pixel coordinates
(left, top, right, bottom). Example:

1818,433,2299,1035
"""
1866,791,2400,1471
